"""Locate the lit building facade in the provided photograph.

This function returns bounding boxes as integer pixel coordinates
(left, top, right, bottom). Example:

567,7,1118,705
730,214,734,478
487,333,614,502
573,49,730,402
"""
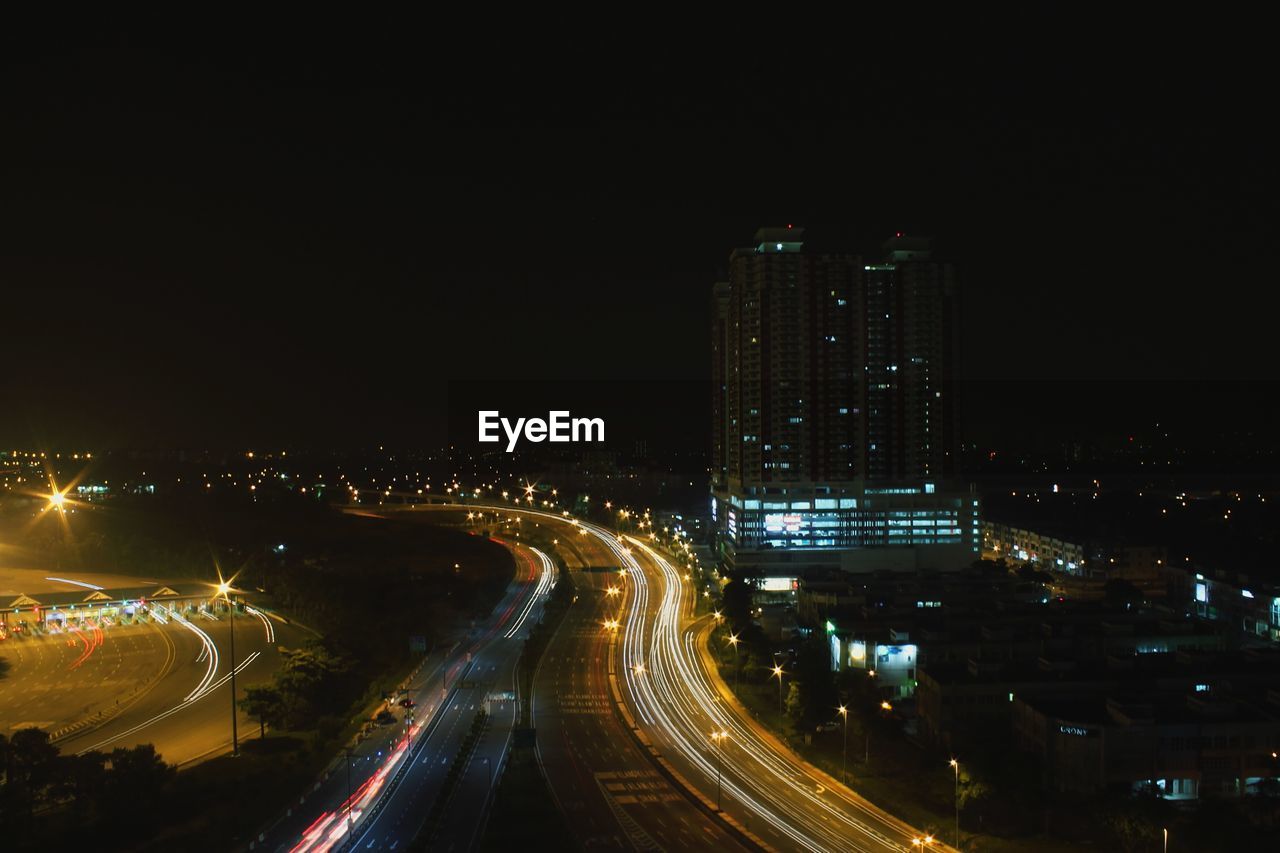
711,228,977,576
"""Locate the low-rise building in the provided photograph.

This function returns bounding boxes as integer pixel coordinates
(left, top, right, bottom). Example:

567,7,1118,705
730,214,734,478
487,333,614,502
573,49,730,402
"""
1013,686,1280,799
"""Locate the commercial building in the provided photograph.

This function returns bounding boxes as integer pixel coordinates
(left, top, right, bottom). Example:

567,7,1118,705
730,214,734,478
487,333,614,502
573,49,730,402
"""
1177,565,1280,643
1013,680,1280,799
711,228,977,579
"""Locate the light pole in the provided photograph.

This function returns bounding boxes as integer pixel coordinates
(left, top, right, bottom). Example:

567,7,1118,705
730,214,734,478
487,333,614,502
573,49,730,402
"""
710,730,728,810
911,835,935,852
1163,826,1168,853
728,633,740,690
216,580,239,757
950,758,960,849
772,664,785,729
344,747,354,838
838,705,848,784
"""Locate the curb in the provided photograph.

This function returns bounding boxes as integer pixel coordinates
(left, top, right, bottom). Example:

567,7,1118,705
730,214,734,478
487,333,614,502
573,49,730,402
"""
605,641,778,853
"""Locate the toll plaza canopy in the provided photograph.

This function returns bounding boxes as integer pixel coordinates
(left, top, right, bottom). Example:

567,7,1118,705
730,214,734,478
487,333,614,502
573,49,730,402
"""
1,581,215,623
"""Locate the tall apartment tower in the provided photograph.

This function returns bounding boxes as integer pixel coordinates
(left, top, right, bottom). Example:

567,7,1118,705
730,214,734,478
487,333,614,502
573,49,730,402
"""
711,228,977,576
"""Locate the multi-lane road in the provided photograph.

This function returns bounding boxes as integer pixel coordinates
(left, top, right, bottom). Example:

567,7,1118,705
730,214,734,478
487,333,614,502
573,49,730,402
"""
0,575,306,767
419,505,945,853
617,534,949,852
530,518,743,852
275,538,555,853
55,602,306,766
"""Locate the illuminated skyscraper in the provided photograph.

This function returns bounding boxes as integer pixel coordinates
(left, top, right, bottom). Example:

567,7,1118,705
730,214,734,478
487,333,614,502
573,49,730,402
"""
711,228,977,576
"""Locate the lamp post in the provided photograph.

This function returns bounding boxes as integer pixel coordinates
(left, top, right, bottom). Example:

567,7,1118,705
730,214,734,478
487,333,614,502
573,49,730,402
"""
772,664,785,729
216,580,239,757
838,705,848,785
345,747,354,839
950,759,960,849
728,633,740,690
710,730,729,810
911,835,935,852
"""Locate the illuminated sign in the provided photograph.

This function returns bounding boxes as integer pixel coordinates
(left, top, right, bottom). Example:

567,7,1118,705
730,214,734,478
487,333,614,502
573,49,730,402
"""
1058,725,1097,737
1195,582,1208,603
758,577,798,593
764,513,808,534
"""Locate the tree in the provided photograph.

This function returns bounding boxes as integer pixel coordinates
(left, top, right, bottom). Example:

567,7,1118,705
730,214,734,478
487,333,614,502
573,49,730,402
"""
102,744,174,818
2,728,60,818
240,684,285,738
785,682,804,725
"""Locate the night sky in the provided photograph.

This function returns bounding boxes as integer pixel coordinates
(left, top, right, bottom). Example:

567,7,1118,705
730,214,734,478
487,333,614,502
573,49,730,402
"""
3,32,1274,452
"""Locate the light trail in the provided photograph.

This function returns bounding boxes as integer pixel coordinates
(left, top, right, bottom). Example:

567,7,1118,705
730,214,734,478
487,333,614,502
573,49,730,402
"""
75,603,261,755
45,576,105,590
246,606,276,642
622,535,925,852
444,505,928,851
504,546,554,638
285,523,552,853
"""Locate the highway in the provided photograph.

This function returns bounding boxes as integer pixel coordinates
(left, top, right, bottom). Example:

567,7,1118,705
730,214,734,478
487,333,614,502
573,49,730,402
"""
370,503,945,852
59,602,305,766
0,620,177,735
274,540,554,853
617,534,949,852
530,521,744,851
0,596,303,767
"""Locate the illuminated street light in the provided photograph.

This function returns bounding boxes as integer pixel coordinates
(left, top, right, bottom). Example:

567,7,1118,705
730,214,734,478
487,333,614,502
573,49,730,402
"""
710,730,730,810
212,576,240,757
950,759,960,848
911,836,934,851
838,705,849,784
727,633,740,689
772,664,785,727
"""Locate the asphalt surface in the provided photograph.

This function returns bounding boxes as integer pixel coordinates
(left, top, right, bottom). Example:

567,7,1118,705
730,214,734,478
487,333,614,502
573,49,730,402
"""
531,528,744,852
58,604,307,766
273,541,552,853
0,620,176,734
409,505,744,852
619,537,949,853
1,601,305,767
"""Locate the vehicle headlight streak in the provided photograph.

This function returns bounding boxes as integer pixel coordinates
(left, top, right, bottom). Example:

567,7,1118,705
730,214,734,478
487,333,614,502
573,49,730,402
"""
76,603,261,755
622,536,913,852
504,546,554,638
419,504,921,851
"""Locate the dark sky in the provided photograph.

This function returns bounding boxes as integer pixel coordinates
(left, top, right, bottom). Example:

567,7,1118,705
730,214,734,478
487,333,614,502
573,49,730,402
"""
2,31,1274,451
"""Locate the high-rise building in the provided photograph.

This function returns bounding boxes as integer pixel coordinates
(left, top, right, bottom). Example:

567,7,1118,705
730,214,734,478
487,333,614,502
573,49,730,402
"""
711,227,978,577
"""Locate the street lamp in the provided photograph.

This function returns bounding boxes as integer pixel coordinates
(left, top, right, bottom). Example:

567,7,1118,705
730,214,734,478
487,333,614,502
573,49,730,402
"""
214,578,239,757
727,633,740,690
710,730,729,810
838,705,848,784
911,835,934,851
772,664,785,728
950,759,960,849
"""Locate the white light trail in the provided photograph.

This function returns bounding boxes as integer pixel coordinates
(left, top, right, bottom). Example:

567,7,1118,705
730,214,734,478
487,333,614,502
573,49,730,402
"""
504,547,554,638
